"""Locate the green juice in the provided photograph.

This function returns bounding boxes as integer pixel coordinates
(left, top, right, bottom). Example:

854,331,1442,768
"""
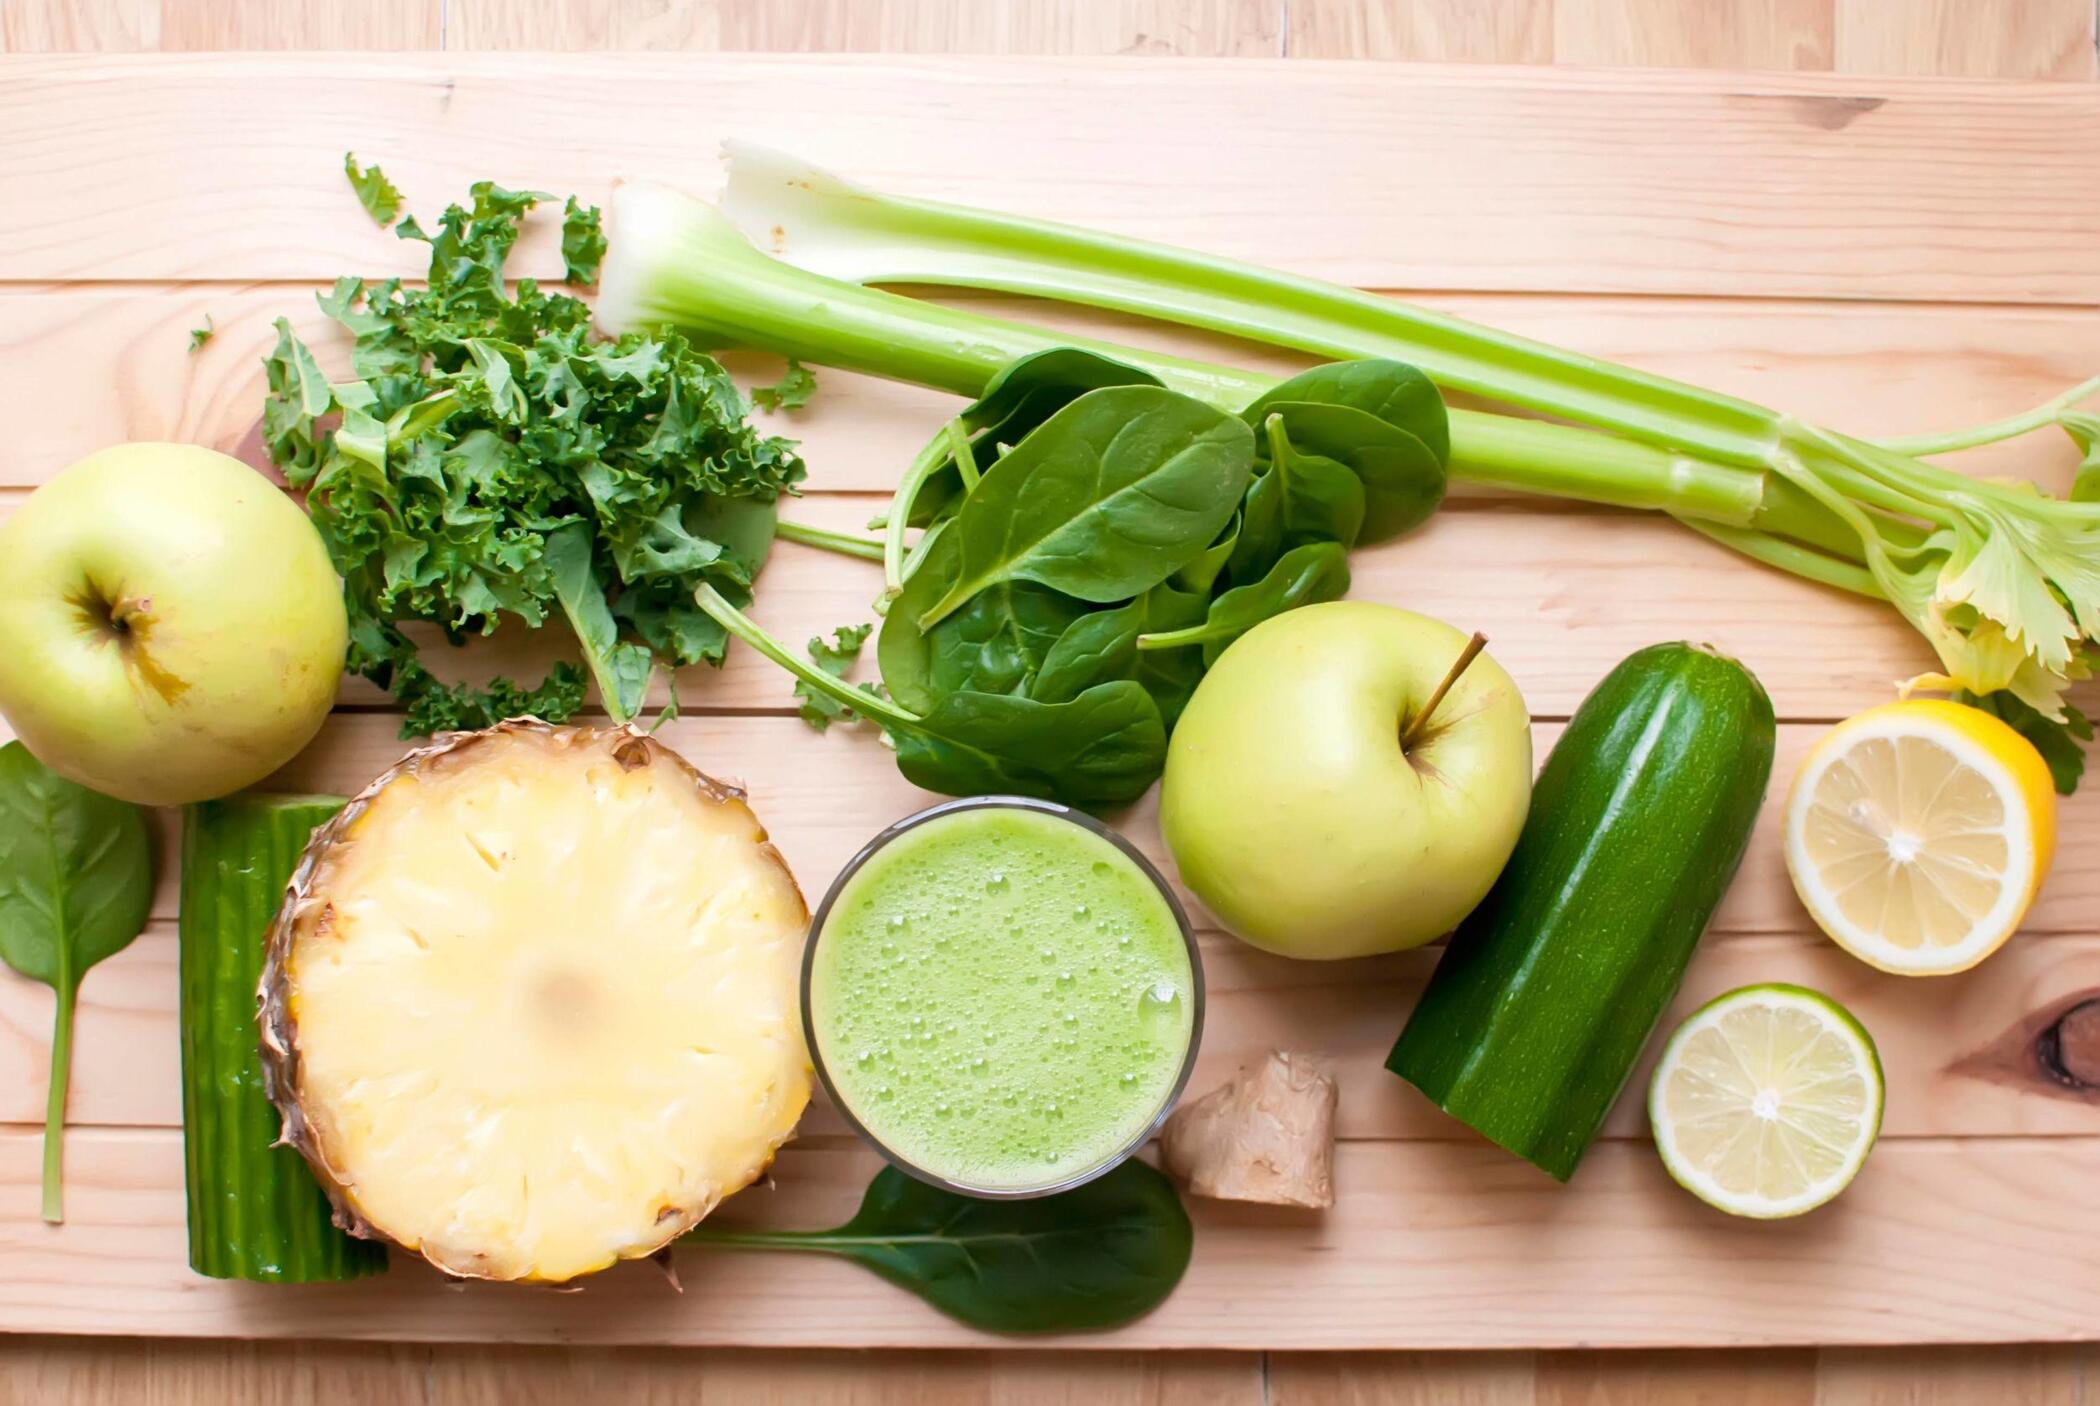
808,804,1198,1194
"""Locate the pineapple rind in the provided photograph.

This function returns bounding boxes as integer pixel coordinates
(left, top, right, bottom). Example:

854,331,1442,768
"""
258,721,812,1285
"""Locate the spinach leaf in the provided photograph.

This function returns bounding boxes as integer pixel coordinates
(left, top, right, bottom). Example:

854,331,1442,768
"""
1141,541,1352,665
1257,414,1367,550
1029,583,1208,720
879,529,1089,713
686,1159,1192,1334
906,349,1162,529
1242,360,1449,543
1173,509,1241,595
916,386,1254,629
0,744,154,1224
895,681,1167,810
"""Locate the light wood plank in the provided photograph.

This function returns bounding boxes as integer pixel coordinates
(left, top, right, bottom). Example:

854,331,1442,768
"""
0,1333,1264,1405
12,707,2100,945
2,1129,2098,1349
13,916,2096,1140
32,709,2094,939
11,287,2092,494
14,471,2096,731
1834,0,2099,82
448,0,1283,56
1284,0,1552,63
1553,0,1834,71
1534,1349,1818,1404
1268,1350,1538,1405
3,56,2096,303
0,0,159,51
1814,1344,2094,1404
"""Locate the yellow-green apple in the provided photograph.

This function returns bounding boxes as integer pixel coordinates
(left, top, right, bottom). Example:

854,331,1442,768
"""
1160,602,1531,959
0,443,346,806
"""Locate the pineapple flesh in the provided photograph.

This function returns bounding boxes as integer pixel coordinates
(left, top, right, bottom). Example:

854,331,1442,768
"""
259,723,811,1284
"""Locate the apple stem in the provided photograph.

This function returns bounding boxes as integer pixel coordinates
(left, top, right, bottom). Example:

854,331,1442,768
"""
1401,632,1489,754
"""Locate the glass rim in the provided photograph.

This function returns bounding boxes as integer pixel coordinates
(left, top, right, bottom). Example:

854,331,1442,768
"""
801,795,1205,1201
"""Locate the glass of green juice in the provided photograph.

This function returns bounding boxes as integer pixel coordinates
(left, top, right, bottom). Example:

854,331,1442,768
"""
804,797,1203,1199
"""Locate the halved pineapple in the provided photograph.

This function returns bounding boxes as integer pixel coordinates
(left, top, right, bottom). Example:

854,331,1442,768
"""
258,722,811,1284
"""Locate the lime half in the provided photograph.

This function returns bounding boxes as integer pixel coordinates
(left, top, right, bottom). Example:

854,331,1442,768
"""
1648,984,1883,1219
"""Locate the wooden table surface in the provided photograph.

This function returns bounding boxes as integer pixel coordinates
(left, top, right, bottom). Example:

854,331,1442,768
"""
3,0,2098,1401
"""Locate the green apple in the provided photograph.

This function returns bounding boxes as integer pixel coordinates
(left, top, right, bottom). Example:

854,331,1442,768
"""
0,443,347,806
1160,602,1532,960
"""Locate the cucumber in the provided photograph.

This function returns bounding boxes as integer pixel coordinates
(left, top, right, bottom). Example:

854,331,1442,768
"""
179,796,386,1282
1387,642,1774,1181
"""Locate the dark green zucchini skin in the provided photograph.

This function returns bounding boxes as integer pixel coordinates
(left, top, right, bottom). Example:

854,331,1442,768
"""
179,796,387,1282
1387,642,1775,1182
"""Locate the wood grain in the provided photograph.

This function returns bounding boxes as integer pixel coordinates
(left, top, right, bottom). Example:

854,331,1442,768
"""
1833,0,2099,82
1552,0,1834,71
3,56,2097,303
448,0,1281,56
10,287,2094,492
1285,0,1552,63
22,708,2088,940
11,918,2097,1141
4,0,2100,1394
2,1129,2097,1349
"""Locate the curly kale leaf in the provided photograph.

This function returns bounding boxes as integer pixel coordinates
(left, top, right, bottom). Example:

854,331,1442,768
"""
796,623,875,731
752,359,818,413
342,153,403,225
263,180,805,737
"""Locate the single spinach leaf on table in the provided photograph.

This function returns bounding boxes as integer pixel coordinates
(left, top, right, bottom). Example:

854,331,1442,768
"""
685,1159,1193,1334
0,744,154,1224
1142,540,1352,665
915,386,1255,629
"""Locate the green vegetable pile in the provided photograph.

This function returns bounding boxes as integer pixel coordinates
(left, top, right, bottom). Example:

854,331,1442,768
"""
600,157,2100,792
263,171,807,735
697,347,1447,807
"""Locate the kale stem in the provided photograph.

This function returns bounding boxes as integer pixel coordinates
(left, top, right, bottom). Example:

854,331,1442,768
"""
42,983,73,1224
694,584,921,732
776,517,886,562
1875,374,2100,457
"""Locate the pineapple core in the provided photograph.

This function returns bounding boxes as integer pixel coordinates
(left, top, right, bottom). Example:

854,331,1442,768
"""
279,727,811,1283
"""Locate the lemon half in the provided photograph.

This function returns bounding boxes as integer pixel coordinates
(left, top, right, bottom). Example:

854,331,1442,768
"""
1783,700,2054,976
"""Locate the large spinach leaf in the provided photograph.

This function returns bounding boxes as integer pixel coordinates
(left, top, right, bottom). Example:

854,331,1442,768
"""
0,744,154,1224
894,681,1167,810
907,349,1164,528
915,386,1254,628
686,1159,1193,1334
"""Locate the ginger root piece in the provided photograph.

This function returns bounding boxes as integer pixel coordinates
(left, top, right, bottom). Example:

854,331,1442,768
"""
1160,1050,1336,1208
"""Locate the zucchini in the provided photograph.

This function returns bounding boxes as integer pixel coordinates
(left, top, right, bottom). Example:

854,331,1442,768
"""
1387,642,1775,1181
179,796,387,1282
